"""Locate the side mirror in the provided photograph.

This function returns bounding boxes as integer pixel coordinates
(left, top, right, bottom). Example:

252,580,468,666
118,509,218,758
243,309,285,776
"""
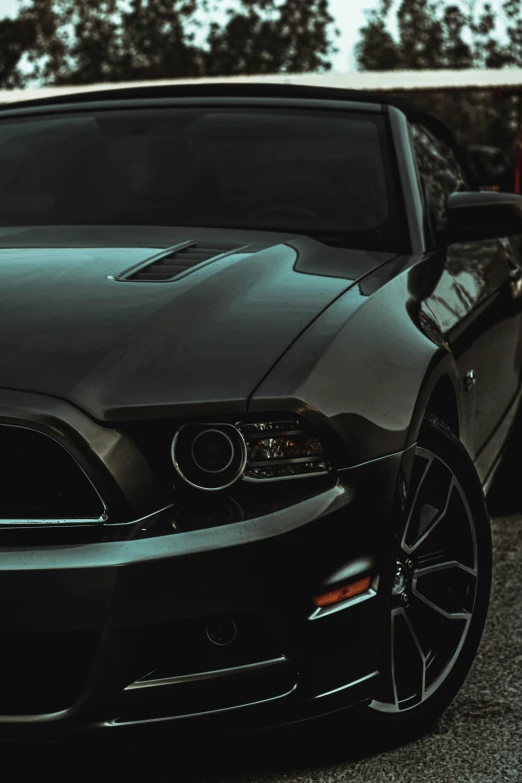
442,191,522,244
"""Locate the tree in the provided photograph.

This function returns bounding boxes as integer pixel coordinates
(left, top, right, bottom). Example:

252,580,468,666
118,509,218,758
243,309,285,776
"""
11,0,207,84
0,0,338,87
502,0,522,66
355,1,401,71
204,0,338,75
440,3,473,68
114,0,208,82
0,17,36,87
355,1,520,153
356,0,508,71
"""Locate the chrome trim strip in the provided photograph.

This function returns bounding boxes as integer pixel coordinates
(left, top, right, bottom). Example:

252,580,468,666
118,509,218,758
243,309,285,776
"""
105,503,175,528
108,683,299,727
246,455,325,468
111,669,379,727
312,670,379,700
242,468,330,483
125,656,289,691
336,444,416,474
241,428,307,439
0,503,175,531
171,422,248,492
0,516,106,529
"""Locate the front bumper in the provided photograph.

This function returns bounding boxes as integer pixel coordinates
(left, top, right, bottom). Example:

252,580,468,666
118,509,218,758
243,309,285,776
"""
0,391,407,738
0,462,404,739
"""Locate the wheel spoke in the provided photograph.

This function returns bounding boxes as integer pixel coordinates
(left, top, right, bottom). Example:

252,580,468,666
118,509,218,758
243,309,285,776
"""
402,450,457,556
401,452,433,550
400,607,427,703
404,479,455,555
389,608,400,710
415,560,477,579
413,560,476,620
411,593,471,621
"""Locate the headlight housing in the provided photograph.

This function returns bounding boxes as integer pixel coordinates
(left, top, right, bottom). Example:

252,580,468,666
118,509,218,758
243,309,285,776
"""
171,418,332,491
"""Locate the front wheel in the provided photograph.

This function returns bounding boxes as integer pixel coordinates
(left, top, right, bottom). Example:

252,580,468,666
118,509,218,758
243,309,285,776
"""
361,415,492,745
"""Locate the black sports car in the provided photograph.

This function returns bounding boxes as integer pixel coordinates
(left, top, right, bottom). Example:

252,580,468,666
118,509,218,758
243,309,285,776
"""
0,82,521,746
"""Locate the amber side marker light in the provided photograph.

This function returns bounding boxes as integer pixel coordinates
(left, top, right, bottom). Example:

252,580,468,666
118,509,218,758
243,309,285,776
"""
312,576,372,608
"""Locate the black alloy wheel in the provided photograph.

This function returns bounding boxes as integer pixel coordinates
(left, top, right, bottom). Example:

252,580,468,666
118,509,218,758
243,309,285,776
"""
360,415,492,745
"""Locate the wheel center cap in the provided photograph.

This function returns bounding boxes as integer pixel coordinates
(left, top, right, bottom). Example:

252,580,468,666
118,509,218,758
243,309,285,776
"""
392,562,408,596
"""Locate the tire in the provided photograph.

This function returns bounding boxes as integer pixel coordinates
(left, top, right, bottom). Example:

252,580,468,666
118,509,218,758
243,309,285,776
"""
354,414,492,749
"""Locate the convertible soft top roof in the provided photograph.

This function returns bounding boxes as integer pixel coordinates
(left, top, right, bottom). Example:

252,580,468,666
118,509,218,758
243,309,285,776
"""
0,79,419,112
1,67,522,105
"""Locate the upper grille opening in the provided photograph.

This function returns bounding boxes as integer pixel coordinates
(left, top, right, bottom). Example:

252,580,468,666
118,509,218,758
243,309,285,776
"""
125,241,244,282
0,427,104,521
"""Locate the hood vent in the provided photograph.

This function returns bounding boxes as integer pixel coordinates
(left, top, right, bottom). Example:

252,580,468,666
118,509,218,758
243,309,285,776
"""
117,241,246,283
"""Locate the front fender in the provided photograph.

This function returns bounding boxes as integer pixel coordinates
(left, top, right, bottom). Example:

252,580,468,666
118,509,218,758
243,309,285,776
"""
249,258,464,469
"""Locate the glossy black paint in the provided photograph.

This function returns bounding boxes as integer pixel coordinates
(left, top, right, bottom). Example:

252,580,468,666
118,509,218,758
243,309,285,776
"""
0,226,395,421
445,190,522,243
0,85,519,735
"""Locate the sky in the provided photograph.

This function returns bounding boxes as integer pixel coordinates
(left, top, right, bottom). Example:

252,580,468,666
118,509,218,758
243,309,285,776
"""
0,0,377,71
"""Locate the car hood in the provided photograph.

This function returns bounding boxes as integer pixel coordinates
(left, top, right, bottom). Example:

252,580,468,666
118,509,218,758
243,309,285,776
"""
0,225,395,421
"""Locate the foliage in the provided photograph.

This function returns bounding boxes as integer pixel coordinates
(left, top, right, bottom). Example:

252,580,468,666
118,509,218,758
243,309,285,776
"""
0,17,36,87
0,0,338,86
356,1,522,160
356,0,520,71
204,0,336,75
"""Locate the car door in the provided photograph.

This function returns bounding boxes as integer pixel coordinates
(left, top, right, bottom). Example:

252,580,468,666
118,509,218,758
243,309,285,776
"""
411,122,522,458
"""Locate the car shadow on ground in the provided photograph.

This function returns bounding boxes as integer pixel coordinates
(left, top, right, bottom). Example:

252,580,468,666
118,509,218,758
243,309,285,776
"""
0,714,417,781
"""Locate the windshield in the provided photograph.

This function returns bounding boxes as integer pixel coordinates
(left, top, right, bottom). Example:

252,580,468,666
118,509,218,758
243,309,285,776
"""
0,106,407,251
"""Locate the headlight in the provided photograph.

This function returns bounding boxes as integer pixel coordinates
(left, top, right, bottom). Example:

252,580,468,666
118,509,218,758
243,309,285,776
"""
171,419,332,490
239,420,332,482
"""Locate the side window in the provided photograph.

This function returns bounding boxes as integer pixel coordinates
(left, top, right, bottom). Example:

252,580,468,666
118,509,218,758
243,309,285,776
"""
411,124,472,226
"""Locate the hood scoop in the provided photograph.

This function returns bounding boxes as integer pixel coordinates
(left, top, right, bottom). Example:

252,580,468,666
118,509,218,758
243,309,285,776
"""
115,240,247,282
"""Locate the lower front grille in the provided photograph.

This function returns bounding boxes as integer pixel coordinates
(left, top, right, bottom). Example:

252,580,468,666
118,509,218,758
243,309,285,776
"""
0,630,100,715
112,613,296,723
127,613,288,684
115,660,296,724
0,425,104,521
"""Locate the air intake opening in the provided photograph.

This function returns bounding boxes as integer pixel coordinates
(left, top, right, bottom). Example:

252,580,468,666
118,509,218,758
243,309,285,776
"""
123,241,245,282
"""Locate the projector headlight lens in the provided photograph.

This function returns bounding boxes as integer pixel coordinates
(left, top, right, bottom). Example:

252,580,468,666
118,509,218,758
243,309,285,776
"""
239,420,332,481
172,424,247,491
191,429,235,473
